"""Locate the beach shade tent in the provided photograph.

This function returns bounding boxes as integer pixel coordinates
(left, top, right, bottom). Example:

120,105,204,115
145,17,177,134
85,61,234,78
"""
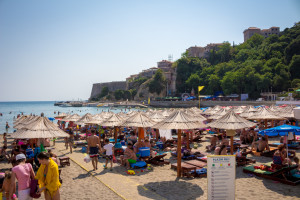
120,111,157,144
11,117,70,139
247,107,286,128
233,106,246,114
239,105,257,118
148,111,166,122
54,113,68,120
152,110,208,177
75,113,95,125
278,106,295,119
13,115,27,125
207,109,257,154
258,124,300,137
61,114,81,122
101,113,125,143
208,108,228,120
14,116,40,129
259,124,300,160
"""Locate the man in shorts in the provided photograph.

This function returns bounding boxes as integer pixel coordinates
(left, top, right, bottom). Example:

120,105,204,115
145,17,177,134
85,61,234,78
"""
103,139,114,170
87,129,100,170
251,136,269,152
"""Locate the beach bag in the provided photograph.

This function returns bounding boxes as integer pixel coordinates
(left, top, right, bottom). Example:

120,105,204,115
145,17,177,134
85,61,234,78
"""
113,155,117,163
83,154,91,163
30,179,41,198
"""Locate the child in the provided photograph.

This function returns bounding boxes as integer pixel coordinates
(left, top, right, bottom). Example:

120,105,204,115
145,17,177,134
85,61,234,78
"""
103,139,114,170
1,171,17,200
294,157,300,172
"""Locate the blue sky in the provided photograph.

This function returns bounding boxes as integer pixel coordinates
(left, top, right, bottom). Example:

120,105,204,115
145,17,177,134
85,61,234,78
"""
0,0,299,101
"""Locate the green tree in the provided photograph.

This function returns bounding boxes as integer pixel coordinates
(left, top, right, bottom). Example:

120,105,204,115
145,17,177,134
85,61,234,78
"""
114,90,124,100
148,69,166,95
185,73,201,92
289,55,300,80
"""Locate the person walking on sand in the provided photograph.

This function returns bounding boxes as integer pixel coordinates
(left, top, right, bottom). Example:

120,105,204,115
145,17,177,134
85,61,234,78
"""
10,153,35,200
103,139,114,171
87,129,101,170
35,152,61,200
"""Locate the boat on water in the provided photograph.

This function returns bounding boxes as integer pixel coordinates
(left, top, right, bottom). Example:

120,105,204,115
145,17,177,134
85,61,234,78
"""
58,103,72,107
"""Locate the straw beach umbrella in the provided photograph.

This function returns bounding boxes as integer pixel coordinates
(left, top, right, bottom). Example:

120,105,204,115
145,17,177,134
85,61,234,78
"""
153,110,208,177
101,113,125,143
62,114,81,122
247,107,286,128
14,116,40,129
11,117,69,139
54,113,68,120
121,112,157,144
75,113,95,125
207,109,256,154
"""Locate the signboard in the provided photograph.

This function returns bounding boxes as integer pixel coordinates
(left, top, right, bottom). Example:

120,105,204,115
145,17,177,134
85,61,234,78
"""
207,155,236,200
288,93,293,97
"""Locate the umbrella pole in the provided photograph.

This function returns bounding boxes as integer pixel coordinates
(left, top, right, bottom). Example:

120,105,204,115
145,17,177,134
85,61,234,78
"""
156,129,160,141
187,131,190,150
177,129,182,178
264,120,268,129
230,136,234,155
114,126,118,144
271,120,274,127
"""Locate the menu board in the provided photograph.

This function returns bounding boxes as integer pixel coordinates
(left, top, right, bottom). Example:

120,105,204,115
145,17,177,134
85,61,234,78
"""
207,155,236,200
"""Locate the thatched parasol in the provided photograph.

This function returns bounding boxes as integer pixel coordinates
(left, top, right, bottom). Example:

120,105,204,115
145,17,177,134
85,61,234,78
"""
11,117,69,139
207,109,256,154
14,116,40,129
121,112,156,128
208,108,228,120
75,113,95,125
54,113,68,120
62,114,81,122
152,110,208,177
101,113,125,142
13,115,27,125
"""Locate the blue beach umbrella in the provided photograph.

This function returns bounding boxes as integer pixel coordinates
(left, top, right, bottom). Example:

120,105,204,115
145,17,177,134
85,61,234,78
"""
258,124,300,136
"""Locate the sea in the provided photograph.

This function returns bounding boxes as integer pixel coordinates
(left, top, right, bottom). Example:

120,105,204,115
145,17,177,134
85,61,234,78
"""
0,101,135,134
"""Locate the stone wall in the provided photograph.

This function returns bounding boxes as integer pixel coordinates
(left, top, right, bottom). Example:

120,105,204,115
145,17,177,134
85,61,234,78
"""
90,81,127,99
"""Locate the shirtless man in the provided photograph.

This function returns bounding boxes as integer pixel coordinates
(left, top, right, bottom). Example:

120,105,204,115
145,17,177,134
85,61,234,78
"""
251,136,269,152
120,143,137,169
87,129,100,170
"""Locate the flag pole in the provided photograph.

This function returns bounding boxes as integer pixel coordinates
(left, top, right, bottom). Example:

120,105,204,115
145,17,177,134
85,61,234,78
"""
198,89,200,109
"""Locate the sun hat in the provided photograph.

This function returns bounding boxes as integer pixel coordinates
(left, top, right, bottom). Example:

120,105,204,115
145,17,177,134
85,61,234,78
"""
16,153,26,161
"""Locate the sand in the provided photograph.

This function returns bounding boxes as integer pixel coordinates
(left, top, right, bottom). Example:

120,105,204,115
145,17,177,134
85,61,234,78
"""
1,135,300,200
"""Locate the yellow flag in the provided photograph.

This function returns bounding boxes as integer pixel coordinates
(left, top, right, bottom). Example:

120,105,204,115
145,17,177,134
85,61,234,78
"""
198,86,204,92
148,97,150,104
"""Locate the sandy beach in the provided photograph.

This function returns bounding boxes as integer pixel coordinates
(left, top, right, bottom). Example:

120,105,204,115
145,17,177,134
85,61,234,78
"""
1,135,299,200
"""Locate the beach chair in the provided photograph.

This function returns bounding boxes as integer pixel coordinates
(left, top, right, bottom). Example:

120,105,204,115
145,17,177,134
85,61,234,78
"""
59,157,70,167
185,160,207,168
236,156,256,166
243,162,300,186
146,154,169,166
171,162,197,178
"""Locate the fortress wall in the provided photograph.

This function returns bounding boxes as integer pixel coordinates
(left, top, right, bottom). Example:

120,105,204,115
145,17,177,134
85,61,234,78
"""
90,81,127,99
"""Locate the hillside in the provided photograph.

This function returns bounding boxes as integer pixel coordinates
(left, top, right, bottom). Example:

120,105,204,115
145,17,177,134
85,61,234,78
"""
175,22,300,99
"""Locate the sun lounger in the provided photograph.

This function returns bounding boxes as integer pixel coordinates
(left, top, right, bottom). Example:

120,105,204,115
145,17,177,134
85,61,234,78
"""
59,157,70,167
236,156,256,166
269,143,300,150
185,160,207,168
243,163,300,186
171,162,198,177
146,154,169,166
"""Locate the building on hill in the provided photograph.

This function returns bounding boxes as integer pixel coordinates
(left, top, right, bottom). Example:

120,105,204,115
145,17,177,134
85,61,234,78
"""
157,60,176,96
243,26,280,42
187,43,223,59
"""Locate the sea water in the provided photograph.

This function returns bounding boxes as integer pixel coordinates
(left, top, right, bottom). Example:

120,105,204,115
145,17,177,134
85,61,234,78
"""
0,101,135,134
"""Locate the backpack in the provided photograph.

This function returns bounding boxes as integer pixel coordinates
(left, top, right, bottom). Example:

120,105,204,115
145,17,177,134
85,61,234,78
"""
30,179,41,198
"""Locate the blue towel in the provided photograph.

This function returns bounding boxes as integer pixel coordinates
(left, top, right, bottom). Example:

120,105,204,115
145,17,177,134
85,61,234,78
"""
130,161,147,168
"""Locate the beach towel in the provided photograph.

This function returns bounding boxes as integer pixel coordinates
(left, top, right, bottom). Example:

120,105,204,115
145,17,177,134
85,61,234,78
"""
130,161,147,168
